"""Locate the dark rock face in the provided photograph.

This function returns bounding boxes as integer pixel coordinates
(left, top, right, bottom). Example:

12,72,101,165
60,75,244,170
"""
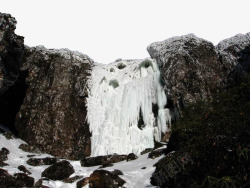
15,46,93,159
89,170,125,188
26,157,58,166
41,160,75,180
0,169,34,187
0,13,25,131
147,34,225,119
80,154,127,167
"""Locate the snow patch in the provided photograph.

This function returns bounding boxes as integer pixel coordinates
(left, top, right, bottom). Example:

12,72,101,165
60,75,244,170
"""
0,134,163,188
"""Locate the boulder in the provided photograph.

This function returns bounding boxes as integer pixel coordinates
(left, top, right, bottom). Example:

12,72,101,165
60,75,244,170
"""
0,147,9,161
111,169,123,176
18,165,31,175
26,157,58,166
147,34,225,119
89,170,125,188
34,178,50,188
14,173,34,187
0,147,9,166
0,13,25,131
81,154,127,167
141,148,153,155
216,33,250,86
0,169,34,187
15,46,93,159
216,32,250,74
148,148,165,159
126,153,138,161
41,160,75,180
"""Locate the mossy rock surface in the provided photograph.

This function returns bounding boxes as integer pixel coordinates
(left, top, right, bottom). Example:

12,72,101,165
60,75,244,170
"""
151,78,250,188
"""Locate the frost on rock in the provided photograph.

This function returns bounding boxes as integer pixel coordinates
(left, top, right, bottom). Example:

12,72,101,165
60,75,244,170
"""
216,32,250,71
87,59,170,156
147,33,212,70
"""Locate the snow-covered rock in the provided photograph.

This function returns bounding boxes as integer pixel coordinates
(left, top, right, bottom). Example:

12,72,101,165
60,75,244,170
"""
0,133,163,188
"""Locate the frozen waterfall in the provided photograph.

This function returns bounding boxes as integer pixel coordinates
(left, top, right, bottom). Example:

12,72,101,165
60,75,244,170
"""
87,59,171,156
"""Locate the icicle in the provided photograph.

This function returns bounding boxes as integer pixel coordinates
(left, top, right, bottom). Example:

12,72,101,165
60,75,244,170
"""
87,59,170,156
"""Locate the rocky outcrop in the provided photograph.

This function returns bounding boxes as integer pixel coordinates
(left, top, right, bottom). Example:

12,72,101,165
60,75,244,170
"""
0,13,25,131
216,33,250,86
148,34,225,119
0,13,93,160
15,46,93,159
41,160,75,180
216,32,250,74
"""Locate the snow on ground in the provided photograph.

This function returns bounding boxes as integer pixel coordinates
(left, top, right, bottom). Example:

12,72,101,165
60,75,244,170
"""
87,58,170,157
0,133,163,188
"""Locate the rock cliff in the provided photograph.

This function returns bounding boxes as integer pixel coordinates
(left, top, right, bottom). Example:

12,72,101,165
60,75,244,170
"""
147,34,225,119
0,12,249,161
15,46,93,159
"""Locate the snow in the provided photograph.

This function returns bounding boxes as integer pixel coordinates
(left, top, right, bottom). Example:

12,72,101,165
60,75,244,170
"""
87,58,170,156
0,133,163,188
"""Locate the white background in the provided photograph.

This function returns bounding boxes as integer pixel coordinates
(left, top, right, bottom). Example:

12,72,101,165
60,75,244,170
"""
1,0,250,63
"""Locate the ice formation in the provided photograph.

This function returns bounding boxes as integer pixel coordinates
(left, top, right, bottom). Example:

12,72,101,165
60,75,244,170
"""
87,58,171,156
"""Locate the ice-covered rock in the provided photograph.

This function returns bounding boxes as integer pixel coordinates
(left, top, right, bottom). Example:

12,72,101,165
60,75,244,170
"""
87,58,171,156
147,34,225,119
